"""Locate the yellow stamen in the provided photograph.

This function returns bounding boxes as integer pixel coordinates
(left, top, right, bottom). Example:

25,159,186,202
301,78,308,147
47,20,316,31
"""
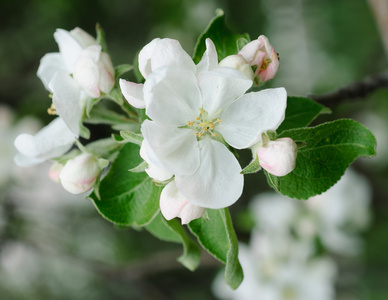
217,118,222,123
203,128,208,132
199,123,205,127
198,133,203,137
195,132,199,135
212,133,217,137
188,121,194,126
195,117,200,121
47,103,57,115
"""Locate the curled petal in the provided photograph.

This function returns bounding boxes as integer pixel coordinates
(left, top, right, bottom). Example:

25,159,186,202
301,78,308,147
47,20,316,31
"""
140,142,173,181
73,45,102,98
119,79,145,109
141,120,200,176
69,27,97,48
54,29,83,73
218,87,287,149
14,118,75,166
49,70,82,136
196,38,218,74
98,52,115,94
37,53,65,91
144,67,201,127
138,38,160,79
198,67,252,116
175,138,243,209
218,54,254,80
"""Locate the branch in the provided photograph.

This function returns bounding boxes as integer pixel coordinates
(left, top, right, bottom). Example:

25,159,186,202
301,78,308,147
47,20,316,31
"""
310,72,388,107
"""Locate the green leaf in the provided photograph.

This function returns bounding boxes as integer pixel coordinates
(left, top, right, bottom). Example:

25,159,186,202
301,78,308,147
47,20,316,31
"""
96,23,108,53
266,119,376,199
89,143,161,226
192,9,250,64
241,156,261,175
128,160,148,173
85,104,134,126
115,64,133,79
277,96,331,133
188,208,243,289
120,131,143,145
146,213,202,271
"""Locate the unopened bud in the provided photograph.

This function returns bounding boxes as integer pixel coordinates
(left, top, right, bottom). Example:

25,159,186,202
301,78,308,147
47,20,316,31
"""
219,54,255,80
257,137,297,176
48,162,64,183
59,153,100,194
160,181,205,224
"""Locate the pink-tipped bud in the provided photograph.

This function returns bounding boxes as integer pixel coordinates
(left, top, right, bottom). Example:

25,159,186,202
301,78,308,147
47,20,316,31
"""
160,181,205,225
238,35,279,84
59,153,100,194
218,54,255,80
257,137,297,176
48,162,64,183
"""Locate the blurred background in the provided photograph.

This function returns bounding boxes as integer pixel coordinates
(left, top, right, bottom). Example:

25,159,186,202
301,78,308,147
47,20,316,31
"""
1,0,388,299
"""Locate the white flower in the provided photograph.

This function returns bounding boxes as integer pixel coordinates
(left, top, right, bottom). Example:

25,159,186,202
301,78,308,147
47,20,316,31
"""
139,142,173,182
37,27,114,136
138,40,287,209
14,117,76,167
160,180,205,224
119,38,218,108
59,153,101,194
218,54,255,80
257,137,298,176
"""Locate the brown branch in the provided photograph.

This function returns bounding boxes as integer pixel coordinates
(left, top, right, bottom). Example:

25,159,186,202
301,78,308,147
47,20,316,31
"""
310,72,388,107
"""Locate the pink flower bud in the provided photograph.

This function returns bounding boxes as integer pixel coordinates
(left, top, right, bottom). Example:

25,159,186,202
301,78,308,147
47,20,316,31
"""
48,162,64,183
218,54,255,80
257,137,297,176
59,153,100,194
160,181,205,225
238,35,279,84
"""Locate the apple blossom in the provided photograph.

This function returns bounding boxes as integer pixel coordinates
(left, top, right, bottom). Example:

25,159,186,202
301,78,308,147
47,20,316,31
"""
14,117,76,167
238,35,279,84
37,27,115,136
139,40,287,208
139,142,173,182
160,181,205,224
218,54,255,80
120,38,217,108
257,137,297,176
48,162,64,183
59,153,101,194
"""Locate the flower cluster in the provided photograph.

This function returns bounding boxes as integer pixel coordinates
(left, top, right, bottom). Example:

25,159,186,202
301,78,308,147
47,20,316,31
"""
121,36,294,223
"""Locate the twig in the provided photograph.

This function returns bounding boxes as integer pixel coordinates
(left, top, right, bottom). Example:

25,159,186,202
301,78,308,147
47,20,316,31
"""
310,72,388,107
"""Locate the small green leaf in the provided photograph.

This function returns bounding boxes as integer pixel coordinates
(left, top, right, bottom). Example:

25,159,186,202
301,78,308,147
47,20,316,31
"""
266,119,376,199
115,64,133,79
89,143,161,226
96,23,108,53
188,208,243,289
129,160,148,173
241,156,261,175
192,9,250,63
146,213,202,271
120,131,143,145
85,104,134,126
277,96,331,133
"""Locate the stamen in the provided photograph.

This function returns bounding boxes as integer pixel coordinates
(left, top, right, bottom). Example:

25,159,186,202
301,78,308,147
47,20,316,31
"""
198,133,203,137
195,117,200,121
47,103,57,115
199,123,205,127
188,121,194,126
217,118,222,123
212,133,217,137
195,132,199,135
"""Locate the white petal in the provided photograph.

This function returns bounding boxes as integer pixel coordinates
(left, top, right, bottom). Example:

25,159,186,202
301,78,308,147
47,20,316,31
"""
14,153,45,167
218,87,287,149
196,38,218,74
150,39,196,75
37,53,65,90
119,79,145,109
144,67,201,127
160,181,188,220
98,52,115,94
14,117,75,166
198,67,252,116
69,27,97,48
141,120,200,176
54,29,83,73
49,70,82,136
73,45,102,98
140,143,173,181
138,38,160,79
175,138,243,209
179,203,205,225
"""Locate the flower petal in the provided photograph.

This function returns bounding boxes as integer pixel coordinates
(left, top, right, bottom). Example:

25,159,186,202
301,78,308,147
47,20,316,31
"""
198,67,252,116
218,87,287,149
138,38,160,79
179,202,205,225
14,117,75,166
98,52,115,94
196,38,218,74
144,67,201,127
69,27,97,48
49,70,82,136
140,142,173,181
141,120,200,176
175,137,243,209
119,79,145,109
73,45,102,98
160,180,189,220
54,29,83,73
37,53,65,91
